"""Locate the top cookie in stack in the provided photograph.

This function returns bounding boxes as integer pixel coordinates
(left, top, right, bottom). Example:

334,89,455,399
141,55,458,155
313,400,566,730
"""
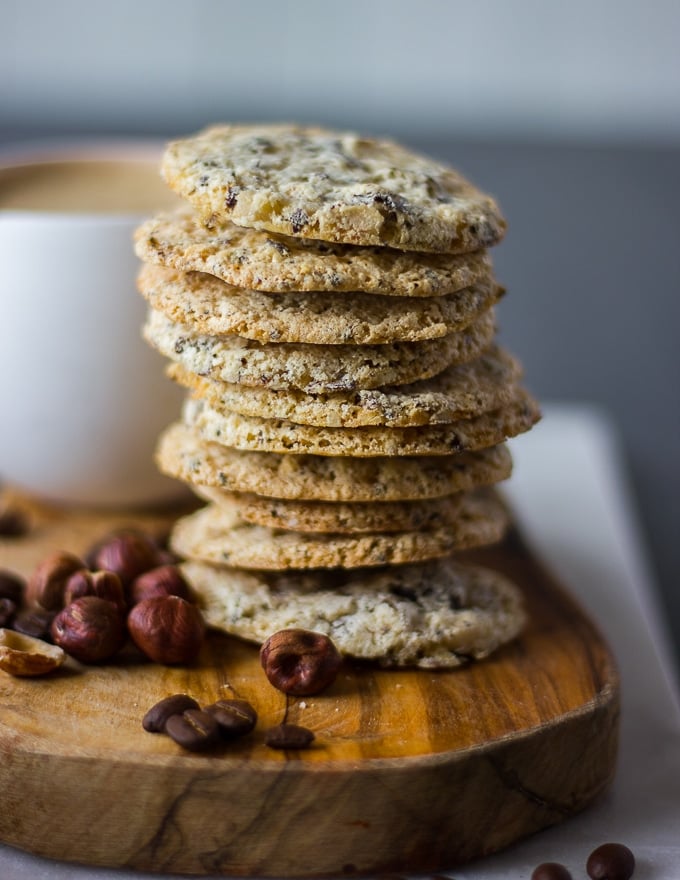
135,124,540,668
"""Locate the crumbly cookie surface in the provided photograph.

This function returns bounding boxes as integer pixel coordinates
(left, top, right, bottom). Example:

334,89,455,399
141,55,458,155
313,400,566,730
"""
160,125,506,253
196,486,505,535
184,557,526,667
171,491,508,570
172,344,521,428
183,390,540,457
156,423,514,502
144,309,467,393
134,208,494,295
137,264,500,345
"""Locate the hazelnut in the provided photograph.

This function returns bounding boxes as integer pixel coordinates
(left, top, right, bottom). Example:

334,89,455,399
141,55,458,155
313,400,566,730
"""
88,529,164,588
0,504,29,537
13,608,56,640
0,598,17,628
51,596,126,663
260,629,341,696
27,551,85,610
130,565,193,606
127,595,205,665
0,628,65,676
0,569,26,605
64,569,126,616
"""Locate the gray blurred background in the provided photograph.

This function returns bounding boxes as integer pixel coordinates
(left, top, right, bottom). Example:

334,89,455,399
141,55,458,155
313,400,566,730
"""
1,0,678,666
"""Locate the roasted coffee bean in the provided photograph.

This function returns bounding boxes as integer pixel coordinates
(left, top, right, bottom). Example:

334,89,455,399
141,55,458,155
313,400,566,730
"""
204,699,257,737
532,863,572,880
586,843,635,880
264,723,315,750
13,609,55,641
142,694,200,733
165,709,220,751
0,507,29,537
0,598,17,628
0,569,25,604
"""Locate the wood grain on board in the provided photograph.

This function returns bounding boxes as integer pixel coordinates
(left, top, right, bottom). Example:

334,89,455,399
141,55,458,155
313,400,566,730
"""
0,493,619,877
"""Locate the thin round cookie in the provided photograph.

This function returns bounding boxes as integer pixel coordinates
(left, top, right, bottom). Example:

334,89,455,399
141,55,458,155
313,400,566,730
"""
171,344,522,428
161,125,506,253
137,263,500,345
144,309,469,393
155,423,514,502
184,389,541,457
170,491,509,570
195,486,508,535
134,208,494,295
183,557,526,667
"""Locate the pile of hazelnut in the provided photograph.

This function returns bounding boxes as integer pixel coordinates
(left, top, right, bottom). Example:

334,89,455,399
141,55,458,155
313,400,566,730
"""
0,527,204,674
1,526,344,753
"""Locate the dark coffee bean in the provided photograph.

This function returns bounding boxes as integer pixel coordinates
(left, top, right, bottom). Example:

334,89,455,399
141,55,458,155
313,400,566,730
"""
165,709,220,751
586,843,635,880
142,694,200,733
0,597,17,627
0,507,29,537
13,609,55,640
204,699,257,737
264,723,315,750
0,569,25,604
532,863,572,880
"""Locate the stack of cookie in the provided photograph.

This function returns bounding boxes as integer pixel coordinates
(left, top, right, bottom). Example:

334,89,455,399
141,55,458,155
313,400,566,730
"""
134,125,540,668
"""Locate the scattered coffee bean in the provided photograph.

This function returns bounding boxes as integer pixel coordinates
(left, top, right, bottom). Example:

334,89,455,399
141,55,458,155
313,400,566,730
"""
586,843,635,880
0,598,17,628
0,506,29,537
13,609,56,641
165,708,220,751
0,569,25,604
204,699,258,737
142,694,200,733
264,723,315,750
532,863,572,880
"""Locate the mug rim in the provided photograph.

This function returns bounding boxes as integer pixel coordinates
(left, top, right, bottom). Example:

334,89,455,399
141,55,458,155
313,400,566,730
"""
0,138,167,220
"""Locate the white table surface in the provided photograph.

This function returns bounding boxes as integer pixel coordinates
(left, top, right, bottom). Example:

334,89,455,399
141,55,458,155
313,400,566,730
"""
1,403,679,880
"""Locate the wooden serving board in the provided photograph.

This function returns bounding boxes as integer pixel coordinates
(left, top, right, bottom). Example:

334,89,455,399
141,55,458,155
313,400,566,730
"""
0,494,619,877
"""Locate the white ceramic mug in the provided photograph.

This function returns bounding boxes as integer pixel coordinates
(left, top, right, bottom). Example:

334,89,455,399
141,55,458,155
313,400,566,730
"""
0,144,186,507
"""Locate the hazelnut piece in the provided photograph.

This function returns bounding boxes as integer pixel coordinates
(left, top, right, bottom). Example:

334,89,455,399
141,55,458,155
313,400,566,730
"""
27,551,85,610
130,565,193,606
64,569,126,616
0,569,25,605
0,628,65,676
260,629,341,696
88,529,164,588
51,596,126,663
127,595,205,665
